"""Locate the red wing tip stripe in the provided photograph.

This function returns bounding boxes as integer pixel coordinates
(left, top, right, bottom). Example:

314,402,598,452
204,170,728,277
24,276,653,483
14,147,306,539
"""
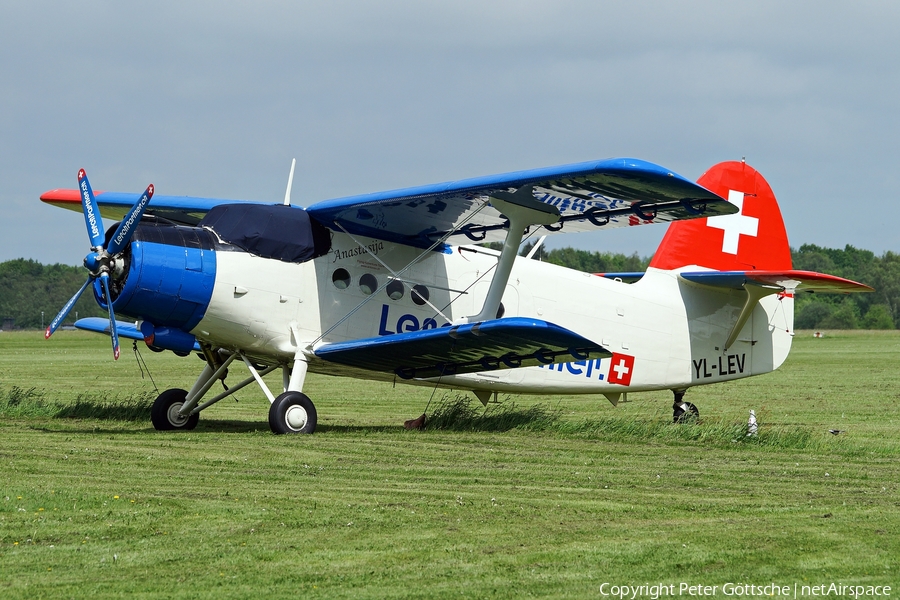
41,189,104,203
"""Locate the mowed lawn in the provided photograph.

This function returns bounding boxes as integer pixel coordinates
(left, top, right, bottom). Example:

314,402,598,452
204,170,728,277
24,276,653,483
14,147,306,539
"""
1,330,898,598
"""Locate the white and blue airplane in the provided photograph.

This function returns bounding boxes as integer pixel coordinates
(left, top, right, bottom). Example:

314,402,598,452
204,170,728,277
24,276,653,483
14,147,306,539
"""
42,158,870,433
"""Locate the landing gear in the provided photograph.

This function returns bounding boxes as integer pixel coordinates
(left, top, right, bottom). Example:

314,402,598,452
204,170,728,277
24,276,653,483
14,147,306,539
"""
672,389,699,423
151,388,200,431
149,346,316,434
269,391,317,434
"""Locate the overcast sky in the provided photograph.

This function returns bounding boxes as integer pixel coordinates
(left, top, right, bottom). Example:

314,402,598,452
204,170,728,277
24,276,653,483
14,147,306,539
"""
2,1,897,265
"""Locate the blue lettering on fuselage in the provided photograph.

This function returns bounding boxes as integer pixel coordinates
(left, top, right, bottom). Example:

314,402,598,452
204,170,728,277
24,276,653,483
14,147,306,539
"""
538,359,604,380
378,304,448,335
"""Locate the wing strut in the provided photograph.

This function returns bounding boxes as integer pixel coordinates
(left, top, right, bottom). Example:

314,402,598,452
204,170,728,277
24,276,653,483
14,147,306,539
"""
466,187,560,323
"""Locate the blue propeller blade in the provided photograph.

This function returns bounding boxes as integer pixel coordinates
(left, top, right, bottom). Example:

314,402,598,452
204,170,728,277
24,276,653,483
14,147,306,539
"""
98,273,120,360
47,170,145,360
106,183,154,255
77,169,105,250
44,276,93,340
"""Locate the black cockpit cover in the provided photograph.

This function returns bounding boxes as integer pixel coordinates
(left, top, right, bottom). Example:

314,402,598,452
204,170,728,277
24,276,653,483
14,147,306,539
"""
199,204,332,263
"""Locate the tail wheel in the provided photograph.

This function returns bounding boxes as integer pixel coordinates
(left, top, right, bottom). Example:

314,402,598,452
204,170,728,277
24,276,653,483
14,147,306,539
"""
151,388,199,431
269,391,317,435
673,401,699,424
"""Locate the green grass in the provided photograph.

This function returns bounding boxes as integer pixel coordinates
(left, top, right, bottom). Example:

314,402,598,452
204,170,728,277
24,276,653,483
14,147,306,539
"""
1,330,898,597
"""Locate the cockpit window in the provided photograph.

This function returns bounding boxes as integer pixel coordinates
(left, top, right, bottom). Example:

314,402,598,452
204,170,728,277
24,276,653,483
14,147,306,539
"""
199,204,332,263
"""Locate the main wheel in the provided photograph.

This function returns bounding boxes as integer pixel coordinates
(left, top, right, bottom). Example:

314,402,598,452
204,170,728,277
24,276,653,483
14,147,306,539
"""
269,391,317,434
673,401,699,424
151,388,199,431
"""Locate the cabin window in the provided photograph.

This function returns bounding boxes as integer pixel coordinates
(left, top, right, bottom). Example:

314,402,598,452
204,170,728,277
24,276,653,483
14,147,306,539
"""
359,273,378,295
332,268,351,290
386,279,405,300
411,284,429,306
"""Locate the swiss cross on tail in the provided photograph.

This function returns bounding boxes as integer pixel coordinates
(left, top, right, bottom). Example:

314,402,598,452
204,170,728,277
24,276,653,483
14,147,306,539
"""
706,190,759,254
648,161,792,272
607,352,635,386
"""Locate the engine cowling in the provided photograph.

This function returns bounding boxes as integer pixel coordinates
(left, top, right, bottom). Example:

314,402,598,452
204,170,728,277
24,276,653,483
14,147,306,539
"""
96,220,217,334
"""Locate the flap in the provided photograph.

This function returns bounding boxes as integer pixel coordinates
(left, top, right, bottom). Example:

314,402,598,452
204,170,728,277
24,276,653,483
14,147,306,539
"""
313,317,610,380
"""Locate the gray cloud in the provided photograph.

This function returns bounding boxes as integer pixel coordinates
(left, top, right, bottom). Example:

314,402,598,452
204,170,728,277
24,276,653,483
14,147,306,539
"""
2,1,897,264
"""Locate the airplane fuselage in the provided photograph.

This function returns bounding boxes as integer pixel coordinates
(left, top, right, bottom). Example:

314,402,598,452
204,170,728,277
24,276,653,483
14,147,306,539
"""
189,232,794,399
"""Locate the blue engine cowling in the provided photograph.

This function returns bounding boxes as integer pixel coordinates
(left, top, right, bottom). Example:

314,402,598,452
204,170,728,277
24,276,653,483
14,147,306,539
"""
94,220,217,336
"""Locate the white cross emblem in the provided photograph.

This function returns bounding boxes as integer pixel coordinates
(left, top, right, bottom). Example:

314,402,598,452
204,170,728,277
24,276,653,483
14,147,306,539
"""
613,359,630,378
706,190,759,255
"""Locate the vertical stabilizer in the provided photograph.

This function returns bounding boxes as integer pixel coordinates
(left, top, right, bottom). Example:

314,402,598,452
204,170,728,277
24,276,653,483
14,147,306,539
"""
649,161,791,271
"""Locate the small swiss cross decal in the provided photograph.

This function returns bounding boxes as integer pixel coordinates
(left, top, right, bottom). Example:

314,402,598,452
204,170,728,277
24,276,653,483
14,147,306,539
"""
607,352,635,386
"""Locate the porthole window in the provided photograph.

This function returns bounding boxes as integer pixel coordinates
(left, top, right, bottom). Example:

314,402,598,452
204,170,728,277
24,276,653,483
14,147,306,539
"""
359,273,378,295
386,279,405,300
411,284,430,306
332,268,351,290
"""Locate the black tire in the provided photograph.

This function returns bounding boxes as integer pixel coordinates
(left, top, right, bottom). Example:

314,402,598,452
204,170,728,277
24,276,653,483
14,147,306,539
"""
673,401,699,424
269,391,317,435
151,388,199,431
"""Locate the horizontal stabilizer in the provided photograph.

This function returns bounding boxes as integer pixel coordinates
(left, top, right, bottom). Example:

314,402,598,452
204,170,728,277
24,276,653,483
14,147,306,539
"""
314,317,610,380
679,270,873,293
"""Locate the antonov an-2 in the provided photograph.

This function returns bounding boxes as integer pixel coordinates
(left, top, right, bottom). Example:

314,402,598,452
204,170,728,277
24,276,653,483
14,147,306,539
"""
41,158,871,433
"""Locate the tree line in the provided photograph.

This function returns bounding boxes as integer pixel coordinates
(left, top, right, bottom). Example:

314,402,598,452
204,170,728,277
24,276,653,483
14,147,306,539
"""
0,259,108,330
1,243,897,330
510,242,899,330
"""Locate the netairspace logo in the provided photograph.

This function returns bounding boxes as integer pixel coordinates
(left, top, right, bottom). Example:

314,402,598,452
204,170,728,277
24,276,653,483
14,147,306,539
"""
599,583,892,600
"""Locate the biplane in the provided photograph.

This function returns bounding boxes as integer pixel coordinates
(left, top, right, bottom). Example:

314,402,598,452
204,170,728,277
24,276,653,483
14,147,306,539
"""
41,158,871,433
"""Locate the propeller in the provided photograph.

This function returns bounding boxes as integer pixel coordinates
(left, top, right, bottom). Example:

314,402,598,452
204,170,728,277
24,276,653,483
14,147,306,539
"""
45,169,154,360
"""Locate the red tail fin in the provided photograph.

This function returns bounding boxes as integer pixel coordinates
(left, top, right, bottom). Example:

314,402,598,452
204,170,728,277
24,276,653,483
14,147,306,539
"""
649,161,791,271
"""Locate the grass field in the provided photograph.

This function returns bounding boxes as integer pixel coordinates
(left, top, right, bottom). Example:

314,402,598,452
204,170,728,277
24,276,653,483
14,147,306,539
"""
1,330,898,598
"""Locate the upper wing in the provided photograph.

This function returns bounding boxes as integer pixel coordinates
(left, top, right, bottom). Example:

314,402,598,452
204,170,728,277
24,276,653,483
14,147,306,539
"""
40,189,270,226
679,270,873,293
305,158,734,249
41,158,734,249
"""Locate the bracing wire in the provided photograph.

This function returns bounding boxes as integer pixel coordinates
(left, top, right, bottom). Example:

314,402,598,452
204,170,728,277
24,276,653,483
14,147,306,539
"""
132,341,159,394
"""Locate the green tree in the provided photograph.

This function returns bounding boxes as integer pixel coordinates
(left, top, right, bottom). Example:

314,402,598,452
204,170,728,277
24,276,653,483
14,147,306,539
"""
792,244,896,330
795,301,833,329
819,299,860,329
0,259,106,330
862,304,895,329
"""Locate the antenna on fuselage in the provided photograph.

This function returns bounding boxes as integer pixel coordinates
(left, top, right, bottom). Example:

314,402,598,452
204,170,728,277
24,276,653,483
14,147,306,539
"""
283,158,297,206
